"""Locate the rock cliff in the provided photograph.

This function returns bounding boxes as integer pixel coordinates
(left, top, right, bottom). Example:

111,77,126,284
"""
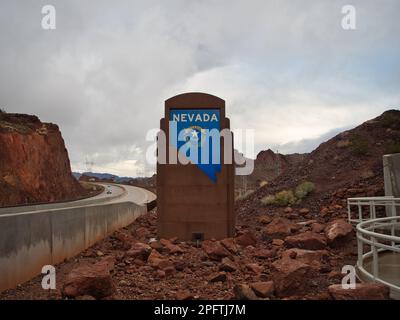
0,112,85,206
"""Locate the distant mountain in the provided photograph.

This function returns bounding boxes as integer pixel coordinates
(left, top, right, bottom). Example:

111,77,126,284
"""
76,171,156,189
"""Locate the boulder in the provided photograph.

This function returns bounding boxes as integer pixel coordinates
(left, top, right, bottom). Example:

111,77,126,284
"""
202,240,230,260
271,239,284,246
159,238,185,254
233,284,258,300
245,263,263,275
328,283,390,300
258,215,273,224
221,238,239,254
262,217,294,240
208,272,227,283
235,231,257,247
147,249,174,270
147,249,163,267
250,281,274,298
311,222,325,233
62,257,116,299
125,242,152,260
281,248,328,271
175,290,195,300
284,207,293,213
284,231,327,250
324,219,353,247
253,248,277,259
272,258,312,297
219,257,237,272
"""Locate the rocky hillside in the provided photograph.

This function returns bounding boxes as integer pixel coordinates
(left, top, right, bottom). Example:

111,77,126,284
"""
0,112,86,207
238,109,400,216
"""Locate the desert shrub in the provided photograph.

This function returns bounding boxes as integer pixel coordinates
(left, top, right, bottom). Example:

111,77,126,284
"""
386,142,400,155
274,190,297,206
260,195,276,205
295,181,315,199
259,180,268,187
350,135,369,156
235,189,254,201
336,139,351,148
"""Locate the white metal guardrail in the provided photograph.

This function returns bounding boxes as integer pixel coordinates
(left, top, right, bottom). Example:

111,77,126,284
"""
356,216,400,299
347,196,400,224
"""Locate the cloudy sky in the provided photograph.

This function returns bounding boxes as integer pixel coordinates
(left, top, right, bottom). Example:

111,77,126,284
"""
1,0,399,177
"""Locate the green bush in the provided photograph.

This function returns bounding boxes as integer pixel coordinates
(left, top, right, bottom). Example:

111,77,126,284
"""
260,195,276,205
350,135,369,156
261,181,315,206
295,181,315,199
274,190,297,206
235,189,254,201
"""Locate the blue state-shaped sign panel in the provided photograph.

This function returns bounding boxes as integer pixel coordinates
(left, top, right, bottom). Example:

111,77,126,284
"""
169,109,221,182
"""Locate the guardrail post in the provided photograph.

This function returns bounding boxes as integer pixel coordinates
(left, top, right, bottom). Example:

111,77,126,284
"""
372,236,379,279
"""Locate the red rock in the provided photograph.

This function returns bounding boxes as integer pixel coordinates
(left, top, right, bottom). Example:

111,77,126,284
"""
235,231,257,247
220,238,239,254
272,239,284,246
163,266,176,276
328,283,390,300
147,249,163,265
253,248,277,259
202,240,230,260
281,248,328,270
320,207,330,216
219,257,237,272
324,219,353,247
114,232,135,250
272,258,312,297
311,222,325,233
0,113,86,207
62,257,116,299
125,242,152,260
135,226,150,239
208,272,227,282
233,284,258,300
175,290,194,300
173,260,187,271
149,240,164,252
250,281,274,298
284,207,293,213
285,231,327,250
262,218,294,240
299,208,310,214
258,215,273,224
159,238,185,254
246,263,263,274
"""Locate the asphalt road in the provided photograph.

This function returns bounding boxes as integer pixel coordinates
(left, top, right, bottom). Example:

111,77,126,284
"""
0,183,156,215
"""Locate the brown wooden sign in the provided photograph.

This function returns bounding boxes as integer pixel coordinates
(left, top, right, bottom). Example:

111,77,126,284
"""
157,92,235,241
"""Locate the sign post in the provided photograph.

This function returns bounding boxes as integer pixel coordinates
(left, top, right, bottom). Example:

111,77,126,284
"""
157,92,235,241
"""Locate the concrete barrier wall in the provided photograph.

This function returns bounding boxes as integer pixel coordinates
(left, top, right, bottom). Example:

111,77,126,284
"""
0,201,146,292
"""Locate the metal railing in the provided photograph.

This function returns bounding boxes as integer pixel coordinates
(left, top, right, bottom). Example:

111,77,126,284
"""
347,196,400,224
356,216,400,298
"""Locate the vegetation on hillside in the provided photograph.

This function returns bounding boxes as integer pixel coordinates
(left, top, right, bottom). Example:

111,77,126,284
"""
261,181,315,206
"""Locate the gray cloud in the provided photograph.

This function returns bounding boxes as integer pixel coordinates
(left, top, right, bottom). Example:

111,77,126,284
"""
1,0,399,176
